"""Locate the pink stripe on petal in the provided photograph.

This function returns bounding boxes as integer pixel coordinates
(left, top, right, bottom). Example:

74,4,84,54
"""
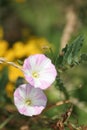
42,65,57,75
23,58,32,70
32,90,47,102
39,80,51,89
14,99,23,106
14,89,24,100
25,84,32,97
28,55,37,69
32,98,47,106
35,54,46,66
34,106,44,115
24,76,34,85
19,106,27,115
39,60,51,70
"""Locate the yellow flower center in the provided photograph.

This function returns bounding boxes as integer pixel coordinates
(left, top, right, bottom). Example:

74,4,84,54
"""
32,72,39,78
25,99,31,105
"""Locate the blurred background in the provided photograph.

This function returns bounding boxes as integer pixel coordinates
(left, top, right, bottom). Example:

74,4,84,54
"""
0,0,87,130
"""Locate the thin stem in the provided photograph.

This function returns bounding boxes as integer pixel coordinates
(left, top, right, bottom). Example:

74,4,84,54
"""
0,115,14,129
0,57,23,71
43,100,70,113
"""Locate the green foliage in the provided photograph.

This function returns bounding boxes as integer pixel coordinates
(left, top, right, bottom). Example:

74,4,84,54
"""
15,77,25,88
55,35,84,70
0,66,8,89
80,53,87,63
62,35,84,65
55,76,69,99
13,0,63,35
74,106,87,125
0,66,9,104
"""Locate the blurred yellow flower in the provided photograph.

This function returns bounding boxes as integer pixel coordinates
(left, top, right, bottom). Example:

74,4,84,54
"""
13,42,26,58
25,39,42,56
8,66,24,82
36,38,50,47
0,40,8,57
25,37,50,56
5,83,14,98
0,26,4,39
4,49,15,61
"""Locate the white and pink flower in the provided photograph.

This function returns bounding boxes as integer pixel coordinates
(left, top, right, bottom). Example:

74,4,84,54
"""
23,54,57,89
14,84,47,116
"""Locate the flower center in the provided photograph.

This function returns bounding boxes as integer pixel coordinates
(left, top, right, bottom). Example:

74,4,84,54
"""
32,72,39,78
25,99,31,105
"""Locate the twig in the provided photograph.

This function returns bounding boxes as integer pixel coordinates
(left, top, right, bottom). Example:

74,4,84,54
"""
0,57,23,71
43,100,71,113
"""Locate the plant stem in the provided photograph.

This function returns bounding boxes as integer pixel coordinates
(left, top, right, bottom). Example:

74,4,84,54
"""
0,115,14,129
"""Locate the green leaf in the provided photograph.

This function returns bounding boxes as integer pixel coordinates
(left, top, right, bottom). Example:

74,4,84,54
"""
80,53,87,62
0,67,9,103
55,35,84,71
63,35,84,65
15,77,25,88
0,67,8,91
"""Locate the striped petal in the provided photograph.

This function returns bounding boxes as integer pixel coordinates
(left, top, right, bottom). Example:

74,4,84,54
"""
23,54,57,89
14,84,47,116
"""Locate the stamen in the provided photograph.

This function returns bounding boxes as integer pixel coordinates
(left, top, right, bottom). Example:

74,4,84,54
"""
25,99,31,105
32,72,39,78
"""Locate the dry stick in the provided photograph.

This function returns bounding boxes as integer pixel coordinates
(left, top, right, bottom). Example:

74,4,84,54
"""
43,100,71,113
0,57,23,71
0,57,6,63
44,98,87,114
56,100,70,106
60,6,78,52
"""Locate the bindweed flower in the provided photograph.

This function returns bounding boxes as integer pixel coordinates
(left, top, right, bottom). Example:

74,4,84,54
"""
23,54,57,89
14,84,47,116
